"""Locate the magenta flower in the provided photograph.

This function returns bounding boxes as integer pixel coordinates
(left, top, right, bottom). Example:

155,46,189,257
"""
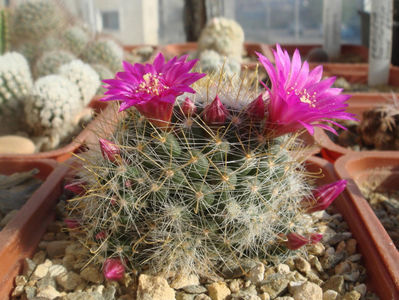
99,139,120,163
302,179,347,213
256,45,356,137
101,53,206,127
103,258,125,281
285,232,323,250
203,95,228,125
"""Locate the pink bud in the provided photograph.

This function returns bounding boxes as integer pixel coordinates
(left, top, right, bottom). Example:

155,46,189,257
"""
309,233,323,244
302,180,347,213
125,180,132,188
64,218,79,229
103,258,125,281
110,197,117,205
246,94,265,120
95,231,107,240
64,181,85,195
182,97,197,116
99,139,120,162
203,95,228,125
286,233,309,250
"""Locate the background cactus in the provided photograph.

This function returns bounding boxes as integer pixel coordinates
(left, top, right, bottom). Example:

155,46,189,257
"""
58,60,100,106
62,25,90,56
0,9,9,55
34,50,76,78
68,72,317,276
198,49,241,77
24,75,82,150
0,52,33,117
81,39,123,72
198,17,245,62
90,64,113,94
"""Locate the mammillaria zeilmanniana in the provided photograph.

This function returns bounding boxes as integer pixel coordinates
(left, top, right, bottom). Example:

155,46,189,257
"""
0,52,33,116
24,75,81,150
65,47,354,277
81,39,123,73
58,60,100,106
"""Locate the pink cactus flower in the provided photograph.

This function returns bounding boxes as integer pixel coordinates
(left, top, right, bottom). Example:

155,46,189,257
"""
246,93,266,121
101,53,206,127
285,232,323,250
64,181,85,195
302,180,347,213
203,95,228,125
103,258,125,281
64,219,79,229
99,139,120,162
182,97,197,116
256,45,356,137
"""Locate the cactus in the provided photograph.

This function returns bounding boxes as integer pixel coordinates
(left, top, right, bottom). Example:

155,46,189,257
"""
358,103,399,150
90,64,113,95
58,60,100,106
24,75,81,150
198,49,241,77
34,50,76,78
81,39,123,72
0,9,9,54
10,0,66,45
62,26,90,56
0,52,33,116
198,17,244,61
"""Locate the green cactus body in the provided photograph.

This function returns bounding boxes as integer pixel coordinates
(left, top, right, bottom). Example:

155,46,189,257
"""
58,60,100,106
0,52,33,116
34,50,76,78
10,0,66,45
0,9,9,54
81,39,123,72
68,72,316,276
63,26,90,55
24,75,81,149
198,17,245,61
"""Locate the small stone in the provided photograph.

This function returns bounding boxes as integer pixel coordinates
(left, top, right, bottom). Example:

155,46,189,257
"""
42,232,55,241
183,285,208,294
0,209,18,227
0,135,35,154
32,251,47,265
171,274,200,289
195,294,212,300
309,256,323,273
342,291,361,300
80,266,104,284
353,283,367,297
36,285,61,299
103,285,117,300
276,264,291,274
23,258,37,278
307,243,325,256
322,275,344,294
65,242,89,256
290,281,323,300
37,274,56,290
242,284,257,295
275,297,294,300
56,271,83,291
286,271,307,282
46,240,71,258
24,286,36,298
259,293,270,300
323,290,339,300
326,232,352,245
343,270,360,282
177,292,196,300
137,274,175,300
15,275,27,286
48,264,67,277
294,257,311,273
336,241,346,254
246,262,265,283
244,280,251,288
258,273,289,299
31,262,50,280
11,285,24,297
222,260,257,278
347,254,362,262
334,261,351,275
305,269,323,285
346,239,357,255
229,279,242,293
207,282,231,300
321,249,345,270
62,254,76,270
230,291,261,300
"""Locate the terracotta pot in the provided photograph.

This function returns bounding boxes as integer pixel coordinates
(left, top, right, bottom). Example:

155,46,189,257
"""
0,97,111,162
0,159,68,299
159,42,273,69
334,152,399,299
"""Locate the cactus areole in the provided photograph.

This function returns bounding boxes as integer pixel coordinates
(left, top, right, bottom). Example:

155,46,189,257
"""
67,48,355,277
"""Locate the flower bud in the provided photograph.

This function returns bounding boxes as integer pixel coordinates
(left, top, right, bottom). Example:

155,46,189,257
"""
99,139,120,162
64,181,85,195
203,95,228,125
182,97,197,116
246,94,266,120
309,233,323,244
103,258,125,281
95,231,107,240
302,180,347,213
286,233,309,250
64,219,79,229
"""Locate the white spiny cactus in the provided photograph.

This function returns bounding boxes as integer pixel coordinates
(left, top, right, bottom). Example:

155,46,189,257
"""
81,39,123,72
34,50,76,78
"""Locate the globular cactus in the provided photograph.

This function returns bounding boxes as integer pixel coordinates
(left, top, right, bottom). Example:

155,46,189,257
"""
198,17,244,61
90,64,113,94
81,39,123,72
358,103,399,150
199,49,241,77
0,52,33,116
0,9,9,54
24,75,81,150
10,0,66,45
62,26,90,55
58,60,100,106
34,50,76,78
14,41,40,65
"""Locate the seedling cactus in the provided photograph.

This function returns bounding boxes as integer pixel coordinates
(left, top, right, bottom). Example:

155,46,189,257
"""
66,47,354,277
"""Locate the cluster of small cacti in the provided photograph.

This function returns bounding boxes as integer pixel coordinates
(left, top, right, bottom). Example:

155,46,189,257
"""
81,39,124,73
358,103,399,150
0,52,33,116
0,9,9,55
